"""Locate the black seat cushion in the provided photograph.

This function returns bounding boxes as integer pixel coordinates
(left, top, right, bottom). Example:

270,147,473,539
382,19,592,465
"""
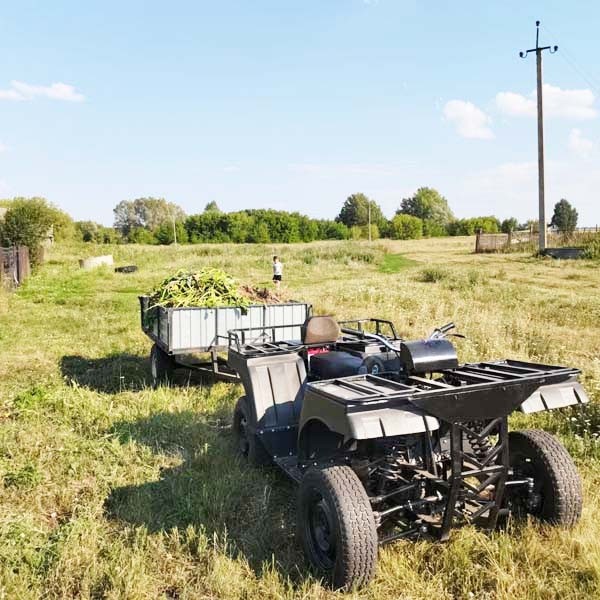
310,351,365,380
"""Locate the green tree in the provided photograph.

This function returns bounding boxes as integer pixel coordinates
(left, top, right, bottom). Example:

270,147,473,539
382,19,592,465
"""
113,197,186,235
155,221,188,244
390,214,423,240
398,187,454,226
336,193,387,229
127,227,158,244
316,219,350,240
76,221,121,243
247,221,271,243
550,199,578,233
501,217,519,234
447,216,500,236
75,220,101,242
422,219,447,237
0,197,71,264
204,201,221,213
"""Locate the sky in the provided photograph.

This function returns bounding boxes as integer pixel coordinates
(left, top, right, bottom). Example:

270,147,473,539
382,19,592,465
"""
1,0,599,226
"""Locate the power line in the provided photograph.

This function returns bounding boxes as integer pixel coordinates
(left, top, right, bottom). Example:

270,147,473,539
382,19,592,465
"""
540,23,600,95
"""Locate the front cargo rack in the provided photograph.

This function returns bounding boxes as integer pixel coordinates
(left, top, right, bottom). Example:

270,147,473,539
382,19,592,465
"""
306,360,584,421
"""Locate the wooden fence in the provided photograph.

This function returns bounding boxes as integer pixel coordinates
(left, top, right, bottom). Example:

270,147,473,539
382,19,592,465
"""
475,230,532,253
475,227,600,253
0,246,30,288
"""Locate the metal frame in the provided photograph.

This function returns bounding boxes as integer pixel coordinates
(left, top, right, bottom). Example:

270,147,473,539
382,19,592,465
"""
337,318,401,340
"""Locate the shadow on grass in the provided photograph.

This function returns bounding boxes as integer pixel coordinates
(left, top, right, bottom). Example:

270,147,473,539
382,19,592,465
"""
60,354,209,393
104,410,305,582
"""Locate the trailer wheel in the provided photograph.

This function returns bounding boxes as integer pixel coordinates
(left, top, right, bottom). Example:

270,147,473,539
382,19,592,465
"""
507,429,582,527
232,396,271,466
298,466,378,591
150,344,175,387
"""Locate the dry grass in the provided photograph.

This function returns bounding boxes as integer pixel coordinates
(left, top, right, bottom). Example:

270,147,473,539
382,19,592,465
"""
0,237,599,599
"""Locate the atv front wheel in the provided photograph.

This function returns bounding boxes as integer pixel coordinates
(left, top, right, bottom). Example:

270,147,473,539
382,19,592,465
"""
150,344,175,387
232,396,271,466
298,466,378,590
507,429,582,527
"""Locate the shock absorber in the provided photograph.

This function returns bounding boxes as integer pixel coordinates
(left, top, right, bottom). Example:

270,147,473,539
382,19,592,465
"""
464,421,493,461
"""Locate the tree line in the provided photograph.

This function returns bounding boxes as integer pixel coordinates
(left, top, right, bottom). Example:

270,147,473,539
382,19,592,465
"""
0,191,580,262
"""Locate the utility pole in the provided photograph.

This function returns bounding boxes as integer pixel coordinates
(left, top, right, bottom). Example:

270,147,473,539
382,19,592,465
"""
520,21,558,252
171,211,177,245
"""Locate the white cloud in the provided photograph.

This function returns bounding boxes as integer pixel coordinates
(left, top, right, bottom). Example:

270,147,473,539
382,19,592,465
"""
568,128,594,158
496,84,596,120
0,80,85,102
442,100,494,140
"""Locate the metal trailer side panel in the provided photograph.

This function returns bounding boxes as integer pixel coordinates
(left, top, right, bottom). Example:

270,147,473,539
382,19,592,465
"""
265,303,307,342
218,306,264,342
159,308,169,345
169,308,217,351
141,298,311,353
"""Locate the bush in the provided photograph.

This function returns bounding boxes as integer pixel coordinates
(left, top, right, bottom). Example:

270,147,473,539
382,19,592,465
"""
501,217,519,234
582,235,600,259
422,219,447,237
447,216,500,236
155,221,188,245
128,227,158,244
0,197,72,264
418,267,448,282
390,214,423,240
316,220,350,240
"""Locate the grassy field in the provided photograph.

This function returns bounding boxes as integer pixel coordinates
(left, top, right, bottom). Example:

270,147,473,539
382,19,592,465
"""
0,237,599,599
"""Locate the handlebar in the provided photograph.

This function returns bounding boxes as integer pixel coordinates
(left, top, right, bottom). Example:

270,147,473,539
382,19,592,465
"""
340,328,402,353
427,322,456,340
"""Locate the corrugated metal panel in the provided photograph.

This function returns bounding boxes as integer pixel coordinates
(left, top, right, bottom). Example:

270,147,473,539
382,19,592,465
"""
265,303,309,342
159,309,169,345
151,302,310,352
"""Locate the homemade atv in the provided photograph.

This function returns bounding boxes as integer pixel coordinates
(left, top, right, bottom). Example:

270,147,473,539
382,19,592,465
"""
229,316,589,590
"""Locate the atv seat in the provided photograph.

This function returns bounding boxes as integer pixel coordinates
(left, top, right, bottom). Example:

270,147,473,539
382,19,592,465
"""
309,351,366,379
301,315,341,345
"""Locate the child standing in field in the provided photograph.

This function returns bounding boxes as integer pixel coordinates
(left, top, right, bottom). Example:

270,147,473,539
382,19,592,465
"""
272,255,283,288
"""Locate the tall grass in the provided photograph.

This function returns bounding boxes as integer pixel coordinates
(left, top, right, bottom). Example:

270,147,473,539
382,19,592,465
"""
0,238,599,598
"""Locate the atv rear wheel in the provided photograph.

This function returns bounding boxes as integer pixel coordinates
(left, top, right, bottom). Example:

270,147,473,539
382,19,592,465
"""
298,466,378,590
507,429,582,527
232,396,271,466
150,344,176,387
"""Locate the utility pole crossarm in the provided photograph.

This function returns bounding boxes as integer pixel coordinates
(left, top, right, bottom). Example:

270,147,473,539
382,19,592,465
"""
519,21,558,252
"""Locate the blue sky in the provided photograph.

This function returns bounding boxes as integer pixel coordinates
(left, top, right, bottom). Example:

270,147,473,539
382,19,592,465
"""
1,0,599,226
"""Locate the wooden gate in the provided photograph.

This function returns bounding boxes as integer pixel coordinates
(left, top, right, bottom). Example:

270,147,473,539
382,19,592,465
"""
0,246,30,288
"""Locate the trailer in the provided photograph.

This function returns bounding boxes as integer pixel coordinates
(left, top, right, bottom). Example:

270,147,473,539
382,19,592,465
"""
139,295,311,384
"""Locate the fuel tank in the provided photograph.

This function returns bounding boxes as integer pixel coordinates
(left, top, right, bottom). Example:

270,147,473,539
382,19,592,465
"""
400,338,459,374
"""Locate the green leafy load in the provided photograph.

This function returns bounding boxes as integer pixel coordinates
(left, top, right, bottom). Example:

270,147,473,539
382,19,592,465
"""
149,269,251,308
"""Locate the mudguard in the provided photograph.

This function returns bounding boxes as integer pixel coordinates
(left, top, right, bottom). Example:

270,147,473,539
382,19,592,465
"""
299,385,439,444
520,377,589,413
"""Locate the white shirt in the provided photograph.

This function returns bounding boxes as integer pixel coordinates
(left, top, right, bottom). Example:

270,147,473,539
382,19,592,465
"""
273,261,283,276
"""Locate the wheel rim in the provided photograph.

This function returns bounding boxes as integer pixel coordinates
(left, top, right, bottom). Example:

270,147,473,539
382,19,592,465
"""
508,453,544,516
151,351,158,381
306,491,336,569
